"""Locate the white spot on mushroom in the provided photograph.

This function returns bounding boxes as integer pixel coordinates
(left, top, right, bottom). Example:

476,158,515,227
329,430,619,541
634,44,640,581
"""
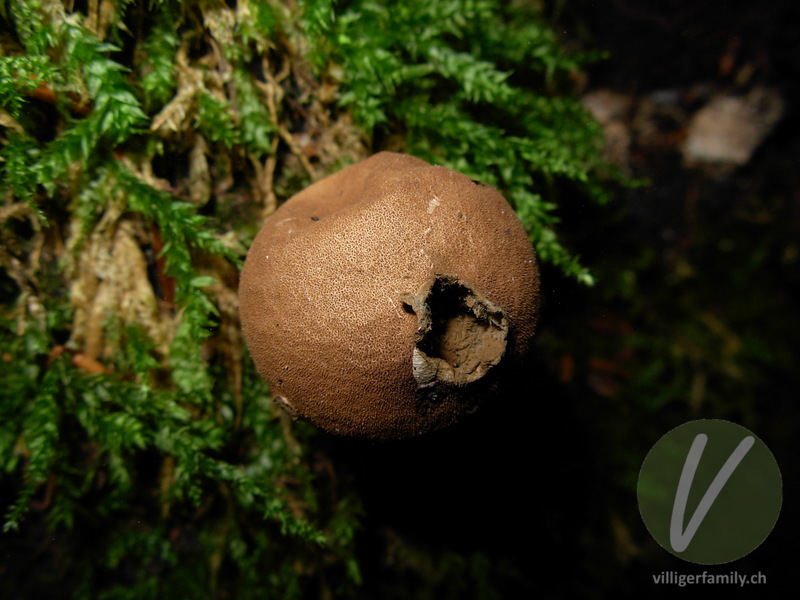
427,195,441,214
387,296,405,319
274,396,298,419
412,347,438,385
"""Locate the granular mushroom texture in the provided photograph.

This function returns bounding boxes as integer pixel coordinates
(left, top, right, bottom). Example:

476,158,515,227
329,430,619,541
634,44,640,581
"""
239,152,540,439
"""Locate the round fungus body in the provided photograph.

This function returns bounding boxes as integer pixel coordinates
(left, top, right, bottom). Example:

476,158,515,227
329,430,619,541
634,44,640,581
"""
239,152,540,439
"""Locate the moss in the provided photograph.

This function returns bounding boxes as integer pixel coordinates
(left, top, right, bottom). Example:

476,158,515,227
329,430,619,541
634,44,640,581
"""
0,0,613,597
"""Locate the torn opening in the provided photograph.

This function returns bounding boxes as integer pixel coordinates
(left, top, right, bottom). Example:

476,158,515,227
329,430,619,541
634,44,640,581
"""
405,276,508,386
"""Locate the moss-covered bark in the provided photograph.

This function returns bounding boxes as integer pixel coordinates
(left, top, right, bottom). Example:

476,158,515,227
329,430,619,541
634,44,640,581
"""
0,0,617,597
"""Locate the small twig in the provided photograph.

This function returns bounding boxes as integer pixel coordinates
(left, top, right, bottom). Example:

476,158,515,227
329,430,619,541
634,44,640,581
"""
258,56,317,181
29,472,57,511
149,225,176,308
24,79,92,116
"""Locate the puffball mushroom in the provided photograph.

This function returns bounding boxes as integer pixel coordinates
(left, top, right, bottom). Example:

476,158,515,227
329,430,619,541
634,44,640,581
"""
239,152,540,439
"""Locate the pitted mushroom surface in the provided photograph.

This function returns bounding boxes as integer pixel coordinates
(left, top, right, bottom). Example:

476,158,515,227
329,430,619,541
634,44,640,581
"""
239,152,540,439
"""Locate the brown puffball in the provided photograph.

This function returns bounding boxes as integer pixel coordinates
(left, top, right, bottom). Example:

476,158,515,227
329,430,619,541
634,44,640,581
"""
239,152,540,439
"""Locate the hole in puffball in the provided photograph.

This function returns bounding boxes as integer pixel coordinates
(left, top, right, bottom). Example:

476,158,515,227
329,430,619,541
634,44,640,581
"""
414,277,508,386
